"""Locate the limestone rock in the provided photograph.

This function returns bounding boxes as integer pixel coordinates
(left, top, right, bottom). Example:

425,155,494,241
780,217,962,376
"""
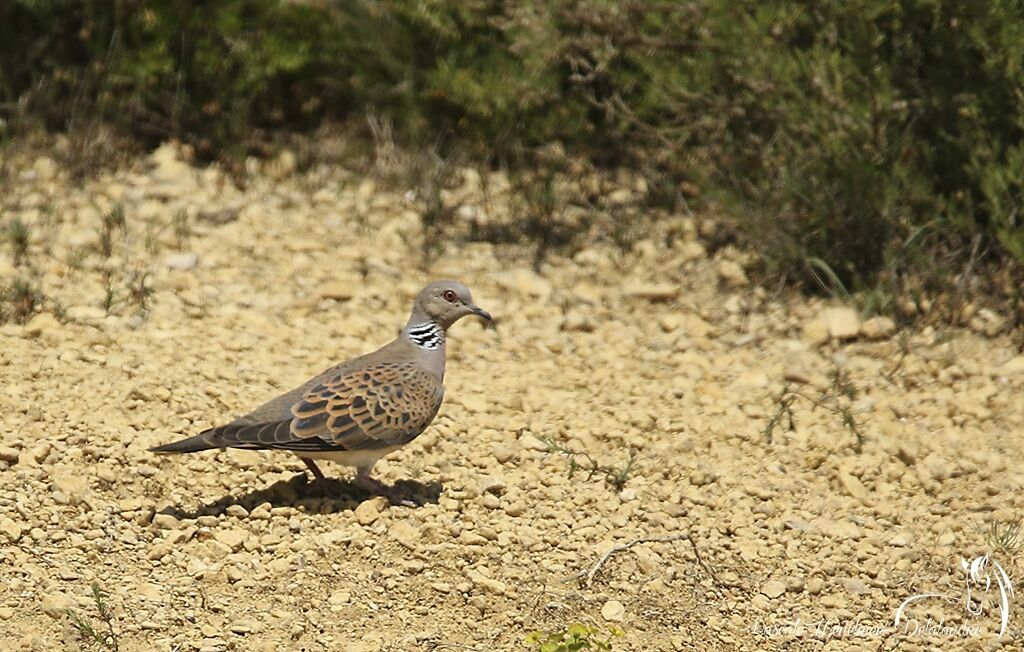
1,517,23,542
23,313,62,339
1000,356,1024,374
152,514,179,529
623,283,679,302
518,434,548,451
0,447,19,465
165,252,199,270
40,592,74,618
717,260,748,288
493,269,552,298
354,497,388,525
839,578,871,595
760,580,786,599
820,306,861,340
390,521,420,550
66,305,107,322
601,599,625,622
861,316,895,339
214,528,248,552
802,319,829,345
837,471,869,503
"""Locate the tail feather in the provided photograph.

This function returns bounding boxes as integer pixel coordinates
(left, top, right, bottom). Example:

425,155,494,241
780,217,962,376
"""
149,433,218,454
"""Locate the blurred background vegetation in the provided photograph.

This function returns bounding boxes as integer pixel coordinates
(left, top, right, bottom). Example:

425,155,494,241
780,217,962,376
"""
1,0,1022,315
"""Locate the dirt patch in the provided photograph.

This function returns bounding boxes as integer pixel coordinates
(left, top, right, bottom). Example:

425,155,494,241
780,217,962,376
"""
1,145,1022,651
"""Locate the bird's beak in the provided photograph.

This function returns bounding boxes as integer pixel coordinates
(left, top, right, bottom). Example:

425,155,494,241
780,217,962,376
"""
469,304,493,323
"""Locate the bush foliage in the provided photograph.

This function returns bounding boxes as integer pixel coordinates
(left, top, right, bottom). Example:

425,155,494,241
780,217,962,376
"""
2,1,1022,294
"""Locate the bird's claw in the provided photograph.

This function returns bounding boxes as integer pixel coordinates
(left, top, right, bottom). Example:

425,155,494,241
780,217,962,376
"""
357,476,418,507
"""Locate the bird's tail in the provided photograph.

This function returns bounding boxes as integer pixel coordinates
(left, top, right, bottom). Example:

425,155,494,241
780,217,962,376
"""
149,434,217,454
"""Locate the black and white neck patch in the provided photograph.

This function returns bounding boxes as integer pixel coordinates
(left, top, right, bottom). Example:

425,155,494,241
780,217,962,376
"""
407,321,445,350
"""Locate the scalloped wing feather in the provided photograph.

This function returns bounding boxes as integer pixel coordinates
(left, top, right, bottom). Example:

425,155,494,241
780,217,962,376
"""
289,361,443,450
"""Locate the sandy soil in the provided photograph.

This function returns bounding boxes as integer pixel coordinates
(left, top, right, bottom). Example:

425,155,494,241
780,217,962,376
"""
1,144,1022,651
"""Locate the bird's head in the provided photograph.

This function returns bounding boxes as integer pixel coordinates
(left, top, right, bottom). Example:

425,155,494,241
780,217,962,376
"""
410,280,492,330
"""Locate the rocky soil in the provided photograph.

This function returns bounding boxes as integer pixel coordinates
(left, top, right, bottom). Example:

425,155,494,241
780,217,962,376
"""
1,144,1023,651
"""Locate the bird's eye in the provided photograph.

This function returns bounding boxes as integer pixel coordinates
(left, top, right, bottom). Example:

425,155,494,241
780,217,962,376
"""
442,290,458,303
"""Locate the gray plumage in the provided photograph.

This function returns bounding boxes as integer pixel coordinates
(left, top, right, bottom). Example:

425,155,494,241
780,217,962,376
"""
151,280,491,491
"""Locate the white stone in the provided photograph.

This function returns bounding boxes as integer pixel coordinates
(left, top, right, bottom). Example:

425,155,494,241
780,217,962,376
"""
623,283,679,302
165,252,199,270
760,580,786,599
601,599,625,621
717,260,748,288
354,497,388,525
1000,356,1024,374
493,268,552,298
40,592,74,618
820,306,861,340
1,517,22,542
66,305,107,321
861,316,895,339
23,313,61,338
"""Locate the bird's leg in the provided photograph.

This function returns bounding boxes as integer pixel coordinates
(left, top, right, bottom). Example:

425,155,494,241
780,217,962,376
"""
355,464,415,506
302,458,326,482
354,463,388,493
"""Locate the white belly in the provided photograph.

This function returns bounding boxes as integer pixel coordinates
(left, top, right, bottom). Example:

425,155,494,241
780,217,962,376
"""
293,445,403,468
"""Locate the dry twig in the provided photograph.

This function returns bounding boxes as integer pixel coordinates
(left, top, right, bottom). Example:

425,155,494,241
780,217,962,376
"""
572,533,717,587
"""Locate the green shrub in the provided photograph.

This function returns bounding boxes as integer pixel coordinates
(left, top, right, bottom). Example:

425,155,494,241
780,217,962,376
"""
1,1,1022,298
526,623,622,652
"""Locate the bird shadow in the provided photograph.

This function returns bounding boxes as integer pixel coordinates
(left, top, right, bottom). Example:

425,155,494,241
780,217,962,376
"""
160,474,443,520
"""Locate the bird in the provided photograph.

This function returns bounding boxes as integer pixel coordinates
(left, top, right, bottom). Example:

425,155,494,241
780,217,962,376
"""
150,280,492,501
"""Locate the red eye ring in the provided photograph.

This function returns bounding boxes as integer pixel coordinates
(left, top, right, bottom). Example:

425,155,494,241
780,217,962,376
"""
442,290,458,302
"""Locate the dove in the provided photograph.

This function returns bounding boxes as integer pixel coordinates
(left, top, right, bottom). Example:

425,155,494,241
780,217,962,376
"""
151,280,491,500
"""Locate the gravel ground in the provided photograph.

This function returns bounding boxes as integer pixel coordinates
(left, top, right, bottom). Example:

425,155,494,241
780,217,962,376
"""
1,144,1022,651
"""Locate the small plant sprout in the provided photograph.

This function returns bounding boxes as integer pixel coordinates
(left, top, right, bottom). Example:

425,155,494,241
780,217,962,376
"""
884,331,913,381
52,300,67,323
66,245,90,270
763,381,797,444
97,204,126,258
98,230,112,258
65,582,119,651
411,152,456,264
984,518,1023,558
172,208,191,248
828,367,865,452
510,165,582,272
763,366,865,453
5,217,31,266
526,623,623,652
101,271,117,315
3,278,42,323
126,269,153,314
539,435,636,490
104,204,126,232
144,217,160,254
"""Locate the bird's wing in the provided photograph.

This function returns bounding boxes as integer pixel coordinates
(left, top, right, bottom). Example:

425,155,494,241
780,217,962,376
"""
192,360,443,453
289,361,444,450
